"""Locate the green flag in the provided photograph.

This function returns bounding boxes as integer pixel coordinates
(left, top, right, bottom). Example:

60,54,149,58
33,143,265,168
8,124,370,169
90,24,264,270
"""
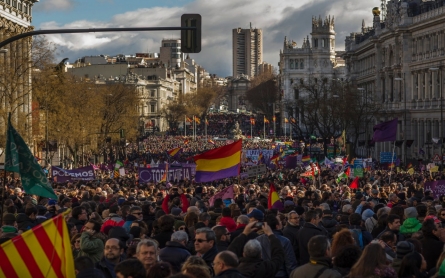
115,160,123,170
5,115,57,199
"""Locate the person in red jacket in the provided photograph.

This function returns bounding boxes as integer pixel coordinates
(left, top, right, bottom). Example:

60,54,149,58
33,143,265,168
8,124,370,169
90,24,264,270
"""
219,207,237,232
162,188,189,214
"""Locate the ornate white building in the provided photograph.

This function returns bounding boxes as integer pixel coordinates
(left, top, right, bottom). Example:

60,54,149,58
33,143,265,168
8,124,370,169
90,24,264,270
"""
344,0,445,163
279,15,345,135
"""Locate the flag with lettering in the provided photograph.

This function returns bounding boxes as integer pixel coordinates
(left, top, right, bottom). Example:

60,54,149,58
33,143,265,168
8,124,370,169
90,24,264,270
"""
5,115,57,199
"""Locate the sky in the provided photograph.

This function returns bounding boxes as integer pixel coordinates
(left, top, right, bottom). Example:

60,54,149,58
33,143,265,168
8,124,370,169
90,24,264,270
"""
32,0,382,77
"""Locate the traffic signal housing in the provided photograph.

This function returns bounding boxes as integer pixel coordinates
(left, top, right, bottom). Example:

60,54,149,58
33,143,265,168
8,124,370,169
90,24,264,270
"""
181,14,201,53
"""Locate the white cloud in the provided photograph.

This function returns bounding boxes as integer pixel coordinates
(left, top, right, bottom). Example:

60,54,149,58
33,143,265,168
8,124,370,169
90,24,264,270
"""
38,0,381,76
35,0,74,12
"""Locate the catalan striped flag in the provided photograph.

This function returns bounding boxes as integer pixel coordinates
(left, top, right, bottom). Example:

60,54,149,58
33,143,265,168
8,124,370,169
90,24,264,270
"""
186,117,193,123
193,140,242,183
284,118,289,123
291,117,296,123
273,115,276,122
264,116,270,124
268,184,282,210
0,212,75,277
194,116,201,124
208,139,216,145
167,147,182,157
302,155,311,163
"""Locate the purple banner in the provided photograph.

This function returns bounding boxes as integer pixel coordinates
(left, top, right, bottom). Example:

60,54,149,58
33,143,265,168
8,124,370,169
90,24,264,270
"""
285,155,297,169
138,164,192,183
52,166,96,183
424,180,445,199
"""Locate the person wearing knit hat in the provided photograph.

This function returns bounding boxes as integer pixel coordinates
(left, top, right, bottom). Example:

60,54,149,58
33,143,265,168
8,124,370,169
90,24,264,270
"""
171,207,182,217
174,220,186,231
361,209,374,222
392,241,414,274
400,207,422,236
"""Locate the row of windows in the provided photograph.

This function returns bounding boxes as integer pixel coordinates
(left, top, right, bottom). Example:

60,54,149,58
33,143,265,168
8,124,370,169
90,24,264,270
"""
289,59,305,69
1,0,30,15
412,31,445,55
163,42,181,47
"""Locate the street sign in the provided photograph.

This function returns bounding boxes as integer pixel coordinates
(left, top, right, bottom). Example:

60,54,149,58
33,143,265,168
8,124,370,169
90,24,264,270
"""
433,154,441,162
247,164,267,178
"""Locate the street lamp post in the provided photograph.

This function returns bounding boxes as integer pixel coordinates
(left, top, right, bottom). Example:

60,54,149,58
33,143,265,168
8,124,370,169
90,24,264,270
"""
430,67,442,166
395,77,407,166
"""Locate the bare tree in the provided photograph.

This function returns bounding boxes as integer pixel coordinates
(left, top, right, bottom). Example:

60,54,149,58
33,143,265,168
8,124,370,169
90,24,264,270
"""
245,72,280,118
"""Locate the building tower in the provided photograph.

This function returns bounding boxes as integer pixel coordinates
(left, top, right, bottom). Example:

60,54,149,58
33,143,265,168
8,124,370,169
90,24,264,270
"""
159,39,184,69
232,24,263,78
310,15,336,67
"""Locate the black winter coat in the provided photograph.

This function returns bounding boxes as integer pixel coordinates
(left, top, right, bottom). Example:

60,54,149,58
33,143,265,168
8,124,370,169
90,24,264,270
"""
296,223,325,265
159,241,191,272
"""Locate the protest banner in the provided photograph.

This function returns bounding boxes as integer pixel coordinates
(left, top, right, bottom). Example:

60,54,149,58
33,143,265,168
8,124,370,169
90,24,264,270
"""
424,180,445,199
139,164,192,183
52,166,96,183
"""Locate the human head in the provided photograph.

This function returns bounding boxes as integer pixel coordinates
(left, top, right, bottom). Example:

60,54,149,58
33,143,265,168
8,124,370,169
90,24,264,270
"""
398,251,427,277
212,225,230,243
333,245,361,270
396,241,415,259
104,238,124,262
74,256,95,275
136,239,159,270
194,227,215,254
146,262,172,278
115,259,147,278
72,206,88,221
84,220,101,234
158,215,175,232
213,251,239,276
387,214,401,231
243,239,262,258
129,206,143,220
247,209,264,222
308,235,331,258
171,231,188,246
305,210,320,225
349,213,362,226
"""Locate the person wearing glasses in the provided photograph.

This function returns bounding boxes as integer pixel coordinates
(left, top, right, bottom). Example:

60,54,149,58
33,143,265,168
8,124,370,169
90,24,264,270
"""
96,238,125,278
194,227,218,275
283,211,301,259
123,206,143,232
212,225,231,252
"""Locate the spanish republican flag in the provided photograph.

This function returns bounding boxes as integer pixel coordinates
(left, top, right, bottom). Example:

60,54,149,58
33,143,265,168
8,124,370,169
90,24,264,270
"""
193,140,242,183
160,164,168,182
0,212,75,277
167,147,182,157
268,184,281,209
270,154,280,166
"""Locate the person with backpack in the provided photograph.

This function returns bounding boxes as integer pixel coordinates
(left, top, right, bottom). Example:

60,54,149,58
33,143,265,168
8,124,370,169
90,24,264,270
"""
348,213,373,250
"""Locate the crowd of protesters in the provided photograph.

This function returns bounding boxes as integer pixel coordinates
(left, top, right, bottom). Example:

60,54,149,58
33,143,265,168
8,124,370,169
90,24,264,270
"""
5,136,445,277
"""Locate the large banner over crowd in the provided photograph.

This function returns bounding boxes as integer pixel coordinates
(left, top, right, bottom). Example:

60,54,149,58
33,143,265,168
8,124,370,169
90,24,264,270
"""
424,180,445,199
52,166,96,183
138,164,193,183
243,149,274,161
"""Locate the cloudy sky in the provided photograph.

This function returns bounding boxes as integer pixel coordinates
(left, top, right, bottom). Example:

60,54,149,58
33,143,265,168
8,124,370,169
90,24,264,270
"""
33,0,381,77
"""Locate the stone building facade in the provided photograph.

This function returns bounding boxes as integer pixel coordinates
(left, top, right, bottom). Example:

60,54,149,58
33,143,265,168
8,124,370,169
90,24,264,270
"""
0,0,37,145
279,15,345,135
344,0,445,163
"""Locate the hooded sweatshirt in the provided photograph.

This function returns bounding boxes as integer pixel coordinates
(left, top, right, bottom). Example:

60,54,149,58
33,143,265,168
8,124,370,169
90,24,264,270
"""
400,218,422,235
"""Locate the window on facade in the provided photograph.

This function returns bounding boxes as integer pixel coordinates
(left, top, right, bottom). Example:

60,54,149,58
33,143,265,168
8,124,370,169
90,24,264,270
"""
290,59,294,69
300,59,304,69
151,105,156,113
294,89,299,100
150,90,155,97
6,0,10,5
11,0,16,8
321,39,325,48
314,39,318,48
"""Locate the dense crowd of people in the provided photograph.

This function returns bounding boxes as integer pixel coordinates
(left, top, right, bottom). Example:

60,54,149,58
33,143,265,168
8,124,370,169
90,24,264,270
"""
4,135,445,277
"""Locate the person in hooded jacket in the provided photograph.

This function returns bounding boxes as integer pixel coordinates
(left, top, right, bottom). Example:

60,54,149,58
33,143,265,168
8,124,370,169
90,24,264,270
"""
400,207,422,237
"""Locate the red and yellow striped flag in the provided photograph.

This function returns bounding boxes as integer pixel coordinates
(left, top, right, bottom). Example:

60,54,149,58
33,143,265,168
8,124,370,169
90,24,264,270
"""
0,212,75,277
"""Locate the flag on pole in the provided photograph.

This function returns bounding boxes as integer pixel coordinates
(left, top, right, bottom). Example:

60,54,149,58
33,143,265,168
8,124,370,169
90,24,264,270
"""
208,139,216,145
167,147,182,158
114,160,123,179
291,117,296,123
5,115,57,199
336,171,348,183
194,116,201,124
205,119,209,125
302,155,310,163
250,118,255,125
186,117,192,123
0,211,75,277
268,184,282,210
264,117,270,124
284,118,289,123
209,185,234,207
349,177,359,189
160,164,168,182
273,115,276,122
372,118,398,142
270,154,280,166
193,140,242,182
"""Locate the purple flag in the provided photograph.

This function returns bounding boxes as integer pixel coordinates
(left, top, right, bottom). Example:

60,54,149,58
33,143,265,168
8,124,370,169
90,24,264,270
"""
372,118,398,142
209,185,234,206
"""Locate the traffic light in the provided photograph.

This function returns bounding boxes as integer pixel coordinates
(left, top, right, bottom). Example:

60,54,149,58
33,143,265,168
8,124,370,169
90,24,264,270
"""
120,129,125,138
181,14,201,53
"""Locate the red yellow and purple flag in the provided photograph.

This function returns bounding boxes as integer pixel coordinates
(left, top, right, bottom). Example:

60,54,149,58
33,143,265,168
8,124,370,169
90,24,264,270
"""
193,140,242,182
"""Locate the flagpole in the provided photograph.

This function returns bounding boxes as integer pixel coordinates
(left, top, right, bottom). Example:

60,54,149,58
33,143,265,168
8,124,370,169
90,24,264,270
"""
285,122,287,141
0,113,10,227
184,116,186,137
263,118,265,139
205,116,207,139
250,119,252,138
389,140,396,184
